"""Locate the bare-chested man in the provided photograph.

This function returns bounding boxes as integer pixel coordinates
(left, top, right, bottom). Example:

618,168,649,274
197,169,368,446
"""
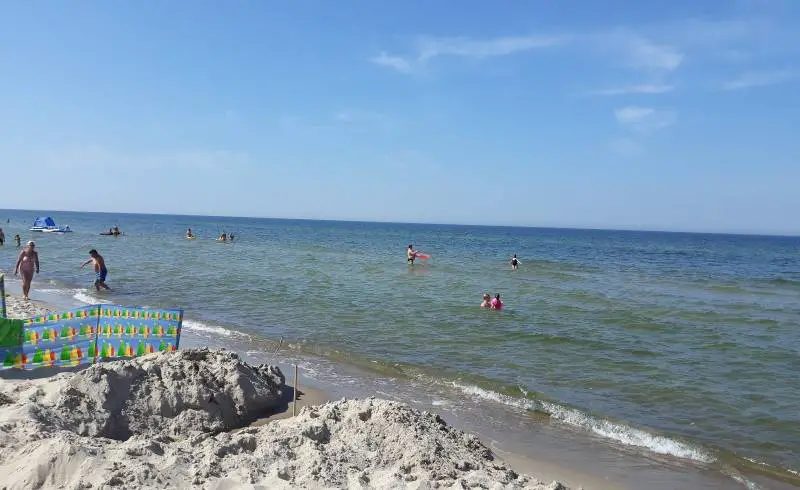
14,241,39,300
80,249,111,291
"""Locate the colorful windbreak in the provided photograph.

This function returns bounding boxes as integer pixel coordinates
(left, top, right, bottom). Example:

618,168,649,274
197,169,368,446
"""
1,304,182,370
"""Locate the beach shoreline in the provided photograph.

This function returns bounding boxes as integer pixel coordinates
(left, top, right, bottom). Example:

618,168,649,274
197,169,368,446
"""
3,288,797,489
1,293,580,489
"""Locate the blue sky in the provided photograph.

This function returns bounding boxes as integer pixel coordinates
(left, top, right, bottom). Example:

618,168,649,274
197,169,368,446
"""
1,1,799,234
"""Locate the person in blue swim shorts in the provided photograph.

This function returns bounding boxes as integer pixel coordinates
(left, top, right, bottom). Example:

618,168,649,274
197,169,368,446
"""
80,248,111,291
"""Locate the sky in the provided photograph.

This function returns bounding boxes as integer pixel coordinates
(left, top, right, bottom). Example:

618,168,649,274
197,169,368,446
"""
1,1,799,234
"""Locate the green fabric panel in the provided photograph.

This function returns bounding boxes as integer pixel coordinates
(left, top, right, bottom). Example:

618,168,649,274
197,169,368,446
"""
0,318,23,347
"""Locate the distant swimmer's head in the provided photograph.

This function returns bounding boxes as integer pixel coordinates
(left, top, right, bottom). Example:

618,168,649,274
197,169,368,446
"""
495,294,501,300
408,244,413,249
89,249,98,257
483,293,490,301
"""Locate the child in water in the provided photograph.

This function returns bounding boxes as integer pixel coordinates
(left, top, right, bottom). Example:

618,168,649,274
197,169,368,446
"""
510,254,520,270
480,293,491,308
490,294,503,310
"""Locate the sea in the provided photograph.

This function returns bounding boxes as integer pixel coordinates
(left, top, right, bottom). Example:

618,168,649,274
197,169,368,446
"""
1,210,798,489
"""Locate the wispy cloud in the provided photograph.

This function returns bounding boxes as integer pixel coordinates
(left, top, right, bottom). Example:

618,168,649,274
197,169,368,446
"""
416,35,560,61
614,106,677,133
370,52,413,73
722,70,798,90
591,84,675,96
623,36,684,72
371,34,560,73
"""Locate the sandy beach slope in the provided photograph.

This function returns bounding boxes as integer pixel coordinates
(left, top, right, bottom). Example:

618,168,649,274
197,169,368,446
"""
0,295,569,489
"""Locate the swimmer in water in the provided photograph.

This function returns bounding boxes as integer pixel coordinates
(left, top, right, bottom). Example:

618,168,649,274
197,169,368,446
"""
490,293,503,310
14,234,21,248
511,254,520,271
186,228,194,238
407,244,417,265
218,232,227,242
480,293,491,308
80,249,111,291
15,241,40,300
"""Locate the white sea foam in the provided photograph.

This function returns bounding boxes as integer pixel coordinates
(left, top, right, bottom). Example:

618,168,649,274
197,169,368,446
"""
452,382,715,464
726,471,763,490
73,291,112,305
182,319,236,337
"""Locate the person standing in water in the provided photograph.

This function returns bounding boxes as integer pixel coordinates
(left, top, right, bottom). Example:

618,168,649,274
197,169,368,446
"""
14,241,39,300
0,227,4,246
510,254,520,271
80,249,111,291
186,228,194,238
407,244,417,265
14,234,21,248
490,293,504,310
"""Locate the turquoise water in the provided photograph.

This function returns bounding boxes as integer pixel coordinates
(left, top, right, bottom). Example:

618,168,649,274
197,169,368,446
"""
1,210,799,487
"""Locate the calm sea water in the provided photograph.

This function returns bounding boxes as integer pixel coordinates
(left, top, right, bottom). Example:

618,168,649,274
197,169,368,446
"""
1,210,799,487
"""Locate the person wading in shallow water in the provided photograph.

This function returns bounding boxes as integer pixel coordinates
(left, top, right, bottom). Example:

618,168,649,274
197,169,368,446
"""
407,244,418,265
81,249,111,292
14,241,39,301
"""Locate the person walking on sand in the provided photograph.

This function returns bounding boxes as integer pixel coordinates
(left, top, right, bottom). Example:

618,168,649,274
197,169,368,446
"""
510,254,520,271
14,241,39,301
80,249,111,291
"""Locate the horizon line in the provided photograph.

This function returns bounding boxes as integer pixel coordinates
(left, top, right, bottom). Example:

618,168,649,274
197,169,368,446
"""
1,207,798,239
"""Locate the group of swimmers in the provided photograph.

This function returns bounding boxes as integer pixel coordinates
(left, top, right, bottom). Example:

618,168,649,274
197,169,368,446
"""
0,228,22,248
102,226,122,236
185,228,235,242
480,293,503,310
407,244,521,310
12,242,111,300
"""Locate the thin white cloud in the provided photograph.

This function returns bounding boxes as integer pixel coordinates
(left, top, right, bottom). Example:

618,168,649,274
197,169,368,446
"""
370,52,413,73
417,35,560,61
624,36,684,72
370,34,560,73
591,84,675,96
614,106,676,133
722,70,798,90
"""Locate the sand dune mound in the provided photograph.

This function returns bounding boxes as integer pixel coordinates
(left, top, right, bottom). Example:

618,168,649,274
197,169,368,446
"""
185,398,562,489
41,348,286,439
0,349,567,489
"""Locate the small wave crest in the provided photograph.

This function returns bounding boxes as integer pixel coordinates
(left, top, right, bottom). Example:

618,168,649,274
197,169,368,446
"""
770,277,800,287
182,319,238,337
73,291,112,305
452,382,715,464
